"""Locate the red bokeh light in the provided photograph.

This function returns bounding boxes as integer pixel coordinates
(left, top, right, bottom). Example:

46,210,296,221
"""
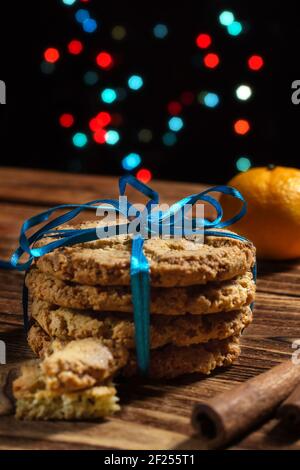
93,129,106,144
248,55,264,71
196,33,212,49
136,169,152,184
68,40,83,55
234,119,250,135
180,91,194,105
203,53,220,69
96,52,113,69
96,112,112,127
59,113,74,128
167,101,182,115
44,48,60,63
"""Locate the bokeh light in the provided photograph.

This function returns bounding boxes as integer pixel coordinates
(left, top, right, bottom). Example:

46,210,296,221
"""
93,129,106,144
196,33,212,49
40,61,56,74
219,11,235,26
83,70,99,85
75,9,89,23
44,48,60,63
153,24,168,39
227,21,243,36
236,157,252,172
96,51,113,69
96,111,111,127
68,39,83,55
203,92,220,108
101,88,117,104
234,119,250,135
138,129,153,143
180,91,194,105
128,75,144,90
105,130,120,145
168,117,184,132
112,25,127,40
168,101,182,115
163,132,177,146
136,169,152,184
203,53,220,68
235,85,252,101
122,153,142,170
82,18,98,33
248,55,264,71
72,132,88,147
62,0,77,5
59,113,74,128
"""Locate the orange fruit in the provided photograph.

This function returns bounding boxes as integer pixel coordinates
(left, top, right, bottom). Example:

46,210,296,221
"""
219,166,300,260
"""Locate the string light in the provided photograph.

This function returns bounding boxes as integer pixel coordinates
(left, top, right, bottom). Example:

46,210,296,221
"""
153,24,168,39
137,168,152,184
219,11,235,26
68,39,83,55
101,88,117,104
96,52,113,69
235,85,252,101
112,25,127,40
234,119,250,135
168,117,184,132
203,92,220,108
44,48,60,63
83,71,99,85
248,55,264,71
163,132,177,146
203,53,220,68
196,33,212,49
138,129,153,143
82,18,98,33
227,21,243,36
122,153,142,170
105,130,120,145
59,113,74,128
72,132,88,147
128,75,144,90
236,157,251,172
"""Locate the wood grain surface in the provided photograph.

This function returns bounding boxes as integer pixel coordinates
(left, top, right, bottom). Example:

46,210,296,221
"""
0,167,299,450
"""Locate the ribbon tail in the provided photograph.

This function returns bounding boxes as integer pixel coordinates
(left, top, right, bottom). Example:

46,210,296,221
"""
130,235,150,374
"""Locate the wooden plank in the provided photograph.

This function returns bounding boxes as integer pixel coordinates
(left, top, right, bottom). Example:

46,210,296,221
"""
0,168,300,450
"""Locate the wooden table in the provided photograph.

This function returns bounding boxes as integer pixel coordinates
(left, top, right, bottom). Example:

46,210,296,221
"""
0,167,300,450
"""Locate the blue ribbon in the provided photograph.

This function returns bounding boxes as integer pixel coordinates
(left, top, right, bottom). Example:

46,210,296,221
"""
0,175,255,374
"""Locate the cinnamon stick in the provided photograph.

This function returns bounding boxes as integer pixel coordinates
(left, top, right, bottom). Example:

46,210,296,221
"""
277,382,300,428
191,360,300,449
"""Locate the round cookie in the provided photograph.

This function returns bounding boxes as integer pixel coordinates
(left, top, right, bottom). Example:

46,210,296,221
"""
30,299,252,349
27,323,241,379
35,221,256,287
26,268,255,315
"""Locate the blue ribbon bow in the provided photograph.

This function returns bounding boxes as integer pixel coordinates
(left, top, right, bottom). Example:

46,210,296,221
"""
0,175,255,374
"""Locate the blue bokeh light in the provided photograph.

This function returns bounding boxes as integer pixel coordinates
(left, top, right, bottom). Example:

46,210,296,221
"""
105,130,120,145
128,75,144,90
75,9,89,23
162,132,177,146
101,88,117,104
168,117,184,132
153,24,168,39
203,92,220,108
122,153,142,170
82,18,98,33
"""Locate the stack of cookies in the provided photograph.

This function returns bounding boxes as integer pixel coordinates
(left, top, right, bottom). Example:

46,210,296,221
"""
14,221,256,420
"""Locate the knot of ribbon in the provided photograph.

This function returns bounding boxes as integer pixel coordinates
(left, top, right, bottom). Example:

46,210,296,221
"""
0,175,255,374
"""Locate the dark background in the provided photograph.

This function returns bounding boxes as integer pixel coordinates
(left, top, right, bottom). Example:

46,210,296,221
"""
0,0,299,184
